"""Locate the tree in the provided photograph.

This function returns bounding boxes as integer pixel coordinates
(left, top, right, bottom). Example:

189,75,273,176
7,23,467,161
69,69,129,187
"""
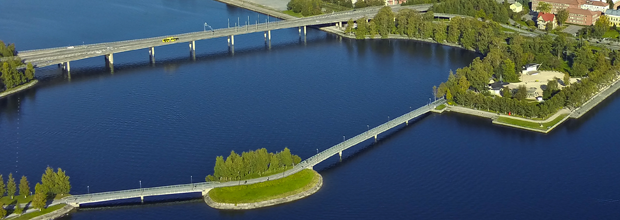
0,174,5,197
269,154,280,171
355,17,369,39
433,23,447,43
447,17,462,43
25,63,35,81
446,88,453,101
501,87,512,98
556,9,569,26
19,176,29,198
55,168,70,196
536,2,552,13
14,204,23,215
514,85,528,100
500,59,519,82
0,203,5,219
41,166,56,194
594,15,611,37
7,173,16,199
32,192,46,211
345,19,354,34
563,72,571,86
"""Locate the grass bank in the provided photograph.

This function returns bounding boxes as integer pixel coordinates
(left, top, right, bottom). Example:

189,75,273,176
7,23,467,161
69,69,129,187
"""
0,195,32,205
208,169,319,204
494,113,569,132
282,10,303,18
8,204,66,220
435,104,446,110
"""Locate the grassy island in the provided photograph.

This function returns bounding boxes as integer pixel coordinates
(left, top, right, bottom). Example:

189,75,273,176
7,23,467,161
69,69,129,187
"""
208,169,320,204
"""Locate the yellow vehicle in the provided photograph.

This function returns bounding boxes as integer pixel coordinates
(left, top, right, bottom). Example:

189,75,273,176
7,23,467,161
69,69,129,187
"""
162,37,179,43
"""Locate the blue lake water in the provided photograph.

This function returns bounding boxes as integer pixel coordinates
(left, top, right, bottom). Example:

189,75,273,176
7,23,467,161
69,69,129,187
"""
2,0,620,219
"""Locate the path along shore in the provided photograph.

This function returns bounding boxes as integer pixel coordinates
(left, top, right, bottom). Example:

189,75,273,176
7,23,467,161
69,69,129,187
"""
0,79,38,99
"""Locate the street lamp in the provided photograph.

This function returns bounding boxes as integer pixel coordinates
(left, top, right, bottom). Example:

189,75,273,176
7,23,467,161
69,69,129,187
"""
87,186,89,194
191,175,193,186
367,125,369,133
343,135,345,142
316,148,318,154
139,180,142,192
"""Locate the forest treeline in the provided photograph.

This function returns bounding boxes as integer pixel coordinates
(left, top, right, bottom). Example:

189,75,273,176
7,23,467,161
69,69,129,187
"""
206,148,302,182
0,41,35,93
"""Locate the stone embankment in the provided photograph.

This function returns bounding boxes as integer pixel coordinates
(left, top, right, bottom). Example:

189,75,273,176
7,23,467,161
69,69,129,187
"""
204,172,323,210
29,205,76,220
0,79,38,99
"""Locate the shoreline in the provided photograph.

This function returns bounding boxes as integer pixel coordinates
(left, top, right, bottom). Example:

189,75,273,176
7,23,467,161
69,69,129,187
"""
0,79,38,99
203,169,323,210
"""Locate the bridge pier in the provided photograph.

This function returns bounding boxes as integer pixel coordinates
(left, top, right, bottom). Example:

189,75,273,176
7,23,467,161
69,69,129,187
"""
303,26,306,35
141,196,144,203
230,35,235,46
63,61,70,72
105,54,114,73
149,47,155,63
406,120,408,125
189,41,195,53
299,27,301,35
374,135,377,142
339,151,342,159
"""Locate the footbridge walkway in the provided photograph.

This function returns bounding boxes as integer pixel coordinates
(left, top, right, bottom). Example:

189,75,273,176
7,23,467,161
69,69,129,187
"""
57,99,445,207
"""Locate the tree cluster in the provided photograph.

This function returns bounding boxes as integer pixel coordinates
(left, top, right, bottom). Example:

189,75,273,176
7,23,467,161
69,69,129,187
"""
354,0,385,8
0,173,30,200
431,0,510,23
287,0,323,16
206,148,302,182
0,41,35,92
433,18,620,118
578,15,611,38
31,167,71,210
324,0,353,8
402,0,442,6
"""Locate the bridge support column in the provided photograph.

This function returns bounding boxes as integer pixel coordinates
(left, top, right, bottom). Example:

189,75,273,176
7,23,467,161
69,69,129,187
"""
149,47,155,63
339,151,342,159
374,135,377,142
299,27,301,35
406,120,408,125
231,35,235,46
268,30,271,41
189,41,195,52
141,196,144,203
105,53,114,64
63,61,70,72
338,21,342,29
303,26,307,35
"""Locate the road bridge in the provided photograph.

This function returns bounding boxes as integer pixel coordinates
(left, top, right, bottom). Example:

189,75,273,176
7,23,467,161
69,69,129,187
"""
13,4,430,72
55,99,445,207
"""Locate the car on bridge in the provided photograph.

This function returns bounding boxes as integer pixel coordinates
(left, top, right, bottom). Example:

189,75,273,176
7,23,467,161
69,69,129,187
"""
162,37,179,43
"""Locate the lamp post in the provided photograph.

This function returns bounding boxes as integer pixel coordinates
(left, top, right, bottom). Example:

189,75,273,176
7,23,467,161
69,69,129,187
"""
343,135,345,142
87,186,89,194
191,175,193,187
139,180,142,192
316,148,318,154
367,125,369,133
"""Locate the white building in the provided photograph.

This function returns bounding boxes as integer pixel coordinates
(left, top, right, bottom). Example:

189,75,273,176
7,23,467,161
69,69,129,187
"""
510,2,523,13
580,0,609,13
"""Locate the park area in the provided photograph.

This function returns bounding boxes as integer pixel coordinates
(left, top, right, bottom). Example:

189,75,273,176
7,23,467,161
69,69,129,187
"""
505,71,578,100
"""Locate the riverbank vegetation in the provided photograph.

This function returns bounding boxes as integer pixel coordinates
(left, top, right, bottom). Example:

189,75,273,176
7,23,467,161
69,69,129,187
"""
208,169,319,204
0,41,35,93
0,167,70,218
431,0,509,24
206,148,302,182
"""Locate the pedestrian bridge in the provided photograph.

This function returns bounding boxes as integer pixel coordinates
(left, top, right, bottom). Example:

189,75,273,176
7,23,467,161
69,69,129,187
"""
58,99,445,207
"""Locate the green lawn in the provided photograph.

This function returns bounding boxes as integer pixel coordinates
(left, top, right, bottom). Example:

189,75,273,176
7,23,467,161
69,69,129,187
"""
9,204,66,220
435,104,446,110
208,169,319,204
282,10,303,18
602,29,620,39
495,113,569,131
0,195,32,205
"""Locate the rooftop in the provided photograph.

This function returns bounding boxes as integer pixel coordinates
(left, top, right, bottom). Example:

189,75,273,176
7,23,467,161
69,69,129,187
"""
568,7,602,15
607,9,620,16
538,12,556,22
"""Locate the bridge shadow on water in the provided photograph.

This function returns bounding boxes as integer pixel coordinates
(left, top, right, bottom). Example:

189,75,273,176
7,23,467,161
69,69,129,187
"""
0,33,344,120
314,113,431,174
76,192,204,209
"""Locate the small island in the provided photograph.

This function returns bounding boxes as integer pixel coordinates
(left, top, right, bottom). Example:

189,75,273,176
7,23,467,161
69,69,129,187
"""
0,41,37,99
203,148,322,209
